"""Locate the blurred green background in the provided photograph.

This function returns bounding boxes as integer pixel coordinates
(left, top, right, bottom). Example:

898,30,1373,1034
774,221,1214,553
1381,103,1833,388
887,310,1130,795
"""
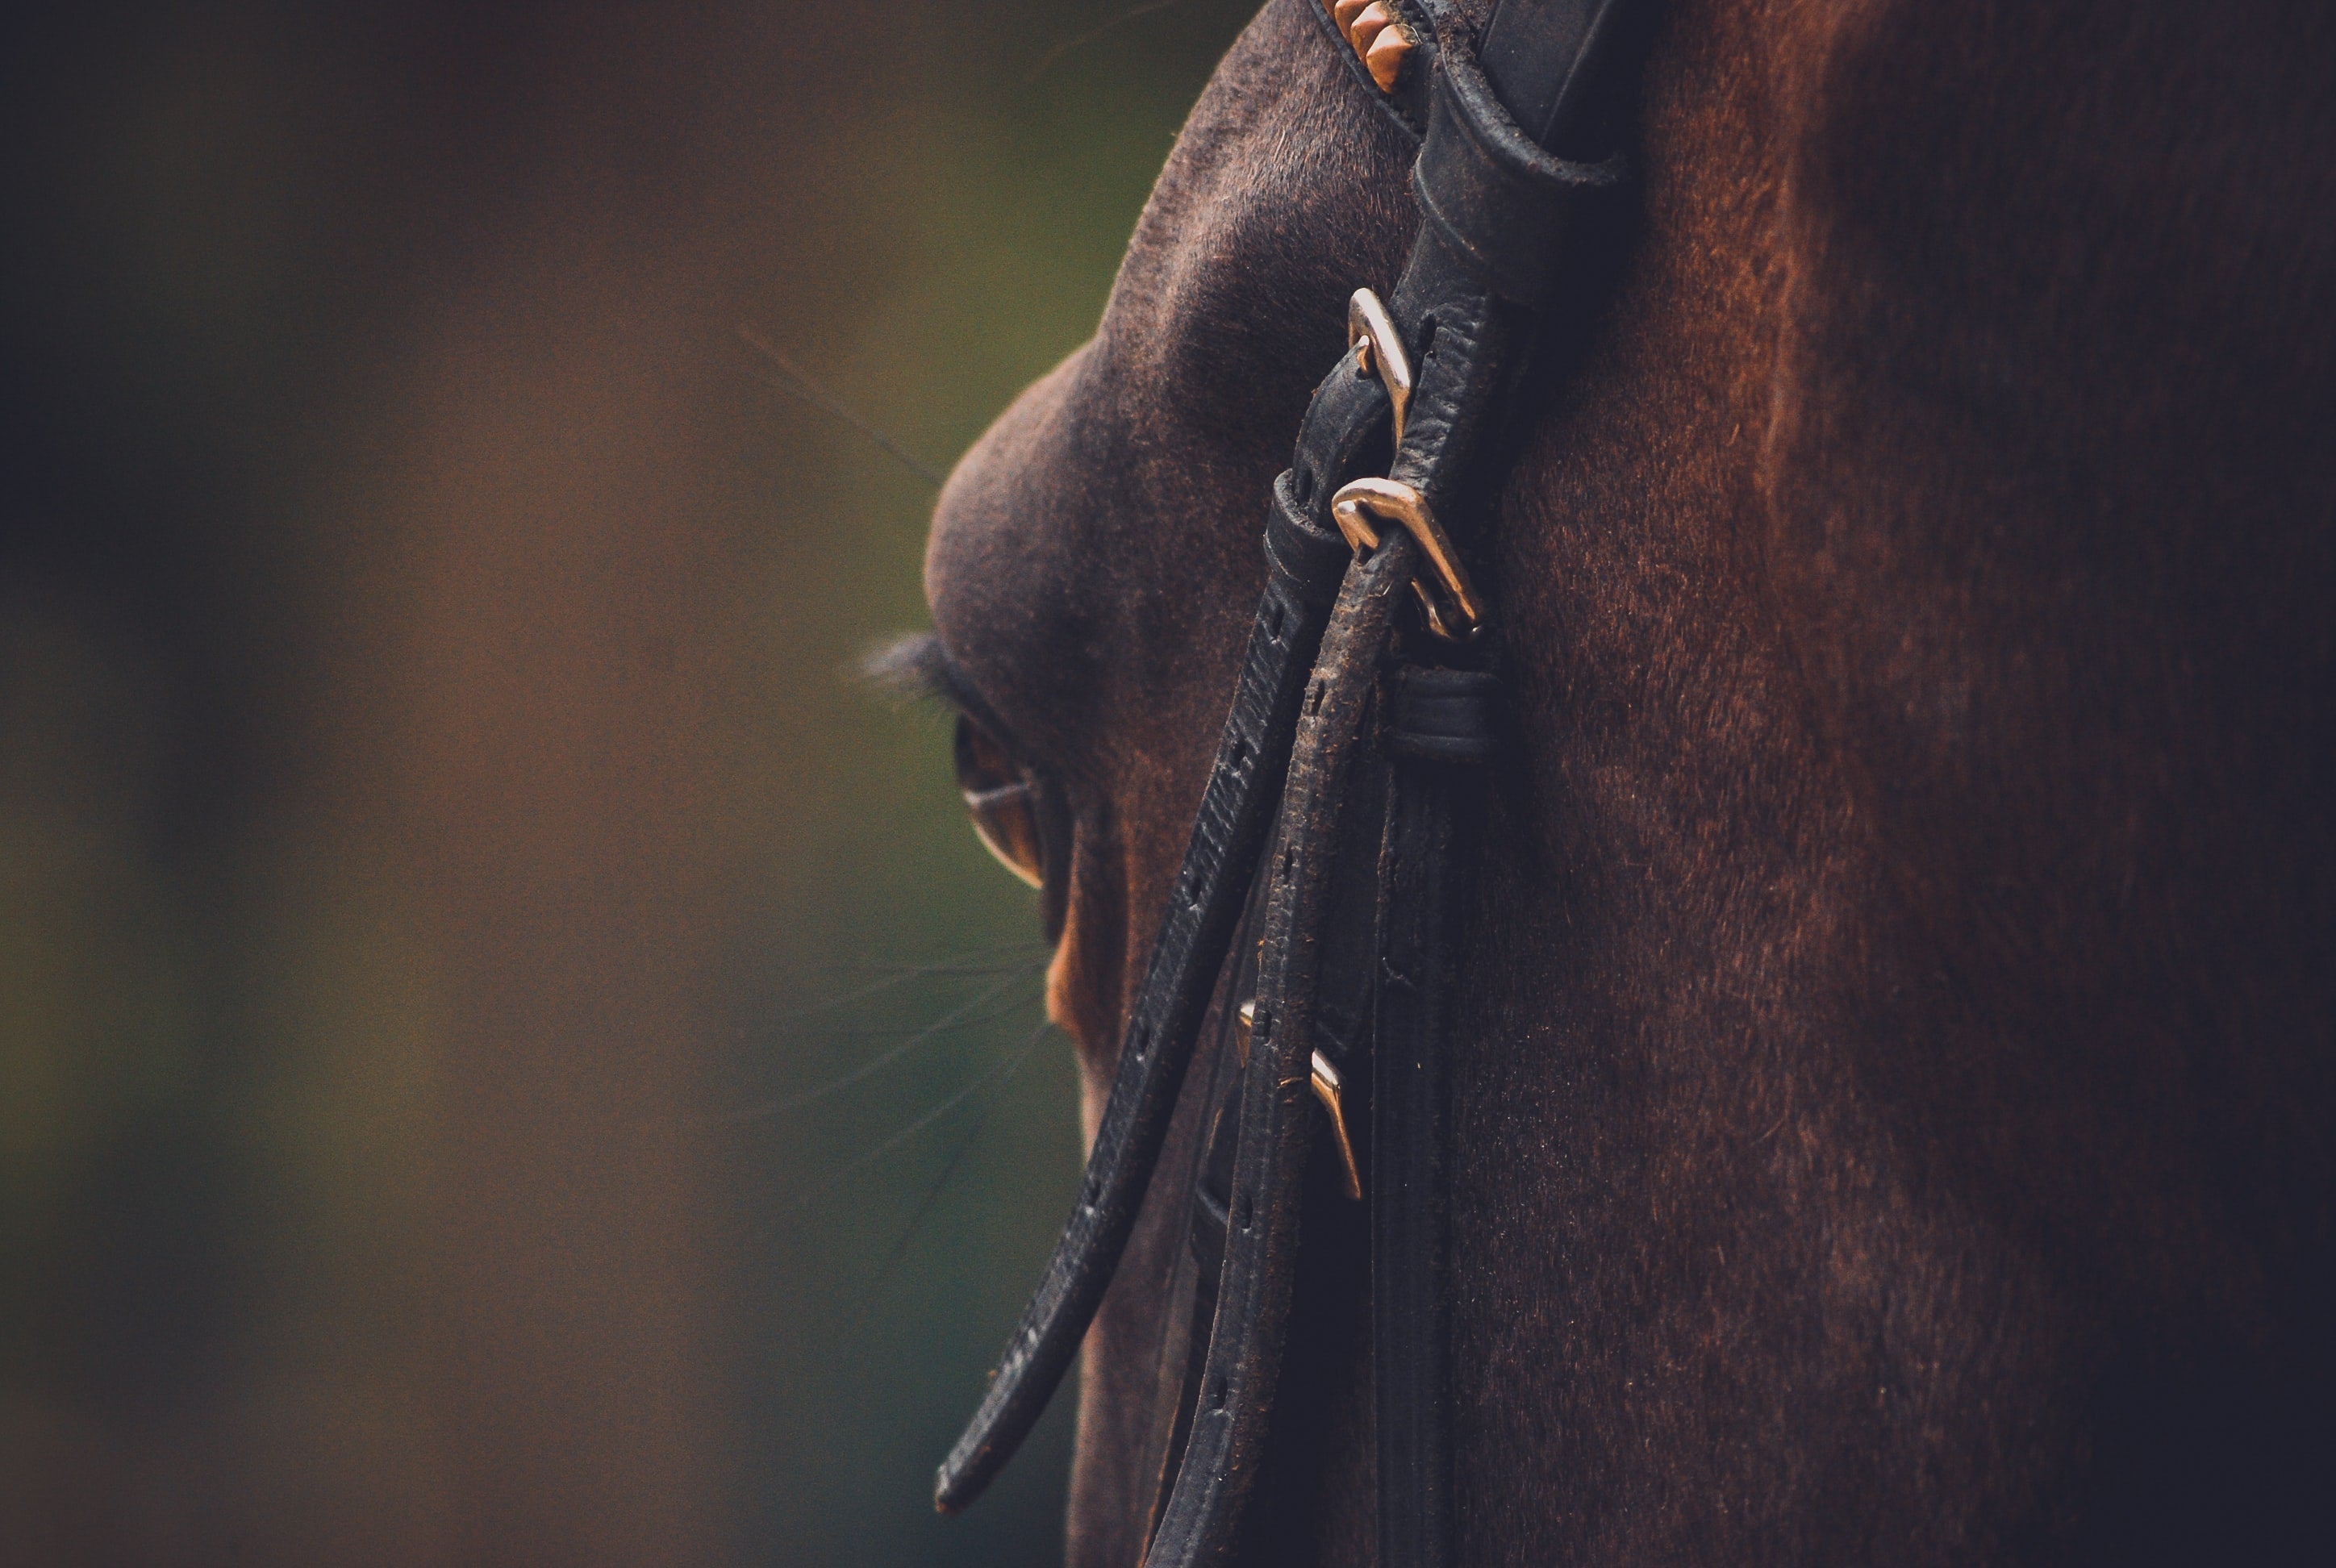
0,2,1257,1562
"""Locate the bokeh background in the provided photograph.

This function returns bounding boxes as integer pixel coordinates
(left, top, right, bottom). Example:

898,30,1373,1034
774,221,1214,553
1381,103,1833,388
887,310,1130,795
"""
0,2,1258,1562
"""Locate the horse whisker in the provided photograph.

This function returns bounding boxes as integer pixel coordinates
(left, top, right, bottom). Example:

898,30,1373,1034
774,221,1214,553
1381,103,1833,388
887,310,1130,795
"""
812,948,1045,977
738,322,948,489
723,971,1034,1123
773,944,1048,1024
789,1017,1055,1210
860,1019,1049,1294
1024,0,1194,85
795,985,1040,1041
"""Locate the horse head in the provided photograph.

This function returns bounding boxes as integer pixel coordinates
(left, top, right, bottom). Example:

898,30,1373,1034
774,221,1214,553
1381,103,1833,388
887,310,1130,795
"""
913,2,2336,1561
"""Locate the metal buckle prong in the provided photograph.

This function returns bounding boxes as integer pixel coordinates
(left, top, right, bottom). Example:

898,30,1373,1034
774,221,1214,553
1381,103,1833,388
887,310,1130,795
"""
1329,476,1485,642
1347,288,1412,451
1308,1049,1365,1201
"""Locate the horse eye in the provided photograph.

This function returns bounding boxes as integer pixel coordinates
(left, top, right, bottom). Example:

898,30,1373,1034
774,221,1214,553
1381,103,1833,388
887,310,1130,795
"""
953,711,1045,889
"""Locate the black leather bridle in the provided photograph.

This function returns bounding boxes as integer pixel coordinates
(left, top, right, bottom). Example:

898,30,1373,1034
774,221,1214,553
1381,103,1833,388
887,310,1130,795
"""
938,2,1653,1562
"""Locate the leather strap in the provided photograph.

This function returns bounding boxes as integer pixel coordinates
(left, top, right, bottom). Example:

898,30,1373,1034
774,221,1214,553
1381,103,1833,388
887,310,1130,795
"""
1479,0,1641,156
1412,29,1621,306
1133,872,1266,1545
940,0,1652,1552
1145,532,1420,1568
1138,675,1392,1548
1141,4,1636,1561
936,319,1393,1517
1372,661,1495,1568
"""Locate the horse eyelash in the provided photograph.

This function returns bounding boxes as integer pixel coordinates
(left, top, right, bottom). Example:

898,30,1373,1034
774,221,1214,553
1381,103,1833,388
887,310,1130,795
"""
861,633,1040,779
861,632,962,711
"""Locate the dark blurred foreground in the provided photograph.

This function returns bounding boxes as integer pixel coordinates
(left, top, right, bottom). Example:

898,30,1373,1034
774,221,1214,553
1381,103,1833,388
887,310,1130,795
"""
0,2,1254,1562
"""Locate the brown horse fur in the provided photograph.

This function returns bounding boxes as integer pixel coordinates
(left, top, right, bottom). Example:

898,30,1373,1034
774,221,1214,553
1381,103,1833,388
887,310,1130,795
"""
919,0,2336,1561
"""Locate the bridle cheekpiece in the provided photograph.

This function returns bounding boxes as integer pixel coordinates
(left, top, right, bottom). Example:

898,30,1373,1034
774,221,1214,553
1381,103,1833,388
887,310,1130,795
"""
936,4,1653,1562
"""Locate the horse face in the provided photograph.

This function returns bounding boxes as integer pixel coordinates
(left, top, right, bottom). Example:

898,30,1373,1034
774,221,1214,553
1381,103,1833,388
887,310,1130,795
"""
922,2,1420,1552
918,0,2336,1560
927,1,1411,1030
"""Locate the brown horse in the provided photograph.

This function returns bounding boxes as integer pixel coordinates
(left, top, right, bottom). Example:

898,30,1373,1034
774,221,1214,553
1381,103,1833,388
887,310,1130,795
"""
909,0,2336,1561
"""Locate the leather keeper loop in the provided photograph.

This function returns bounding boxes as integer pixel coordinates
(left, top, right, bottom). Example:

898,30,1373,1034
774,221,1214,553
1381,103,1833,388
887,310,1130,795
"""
1268,468,1358,607
1384,663,1498,763
1411,35,1625,303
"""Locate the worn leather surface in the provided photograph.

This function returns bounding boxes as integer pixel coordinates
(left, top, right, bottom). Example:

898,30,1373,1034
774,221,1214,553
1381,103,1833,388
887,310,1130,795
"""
936,449,1357,1512
1386,665,1501,764
1145,533,1418,1568
942,0,1649,1550
1412,26,1622,307
937,319,1395,1516
1141,696,1392,1553
1133,861,1270,1547
1139,3,1646,1560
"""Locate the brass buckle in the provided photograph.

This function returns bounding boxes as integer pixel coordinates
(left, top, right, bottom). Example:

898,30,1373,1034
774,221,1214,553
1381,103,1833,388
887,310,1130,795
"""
1347,288,1412,450
1330,477,1484,642
1335,289,1484,644
1239,998,1362,1199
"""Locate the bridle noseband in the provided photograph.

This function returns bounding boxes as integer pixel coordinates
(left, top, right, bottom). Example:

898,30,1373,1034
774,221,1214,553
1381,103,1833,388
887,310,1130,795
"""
938,2,1652,1562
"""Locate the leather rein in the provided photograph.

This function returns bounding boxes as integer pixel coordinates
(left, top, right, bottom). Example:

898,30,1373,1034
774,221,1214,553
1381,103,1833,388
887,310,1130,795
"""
938,2,1652,1561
